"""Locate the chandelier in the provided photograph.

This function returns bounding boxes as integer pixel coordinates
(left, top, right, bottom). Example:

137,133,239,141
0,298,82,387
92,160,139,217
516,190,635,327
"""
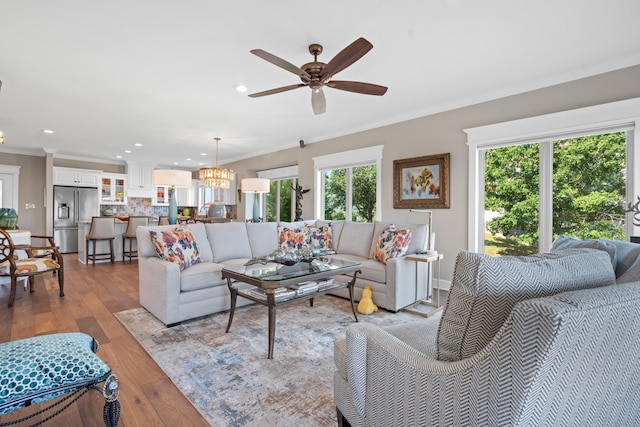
199,137,234,189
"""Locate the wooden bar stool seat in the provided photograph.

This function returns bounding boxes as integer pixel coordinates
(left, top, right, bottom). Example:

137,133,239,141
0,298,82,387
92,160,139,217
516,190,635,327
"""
86,217,115,266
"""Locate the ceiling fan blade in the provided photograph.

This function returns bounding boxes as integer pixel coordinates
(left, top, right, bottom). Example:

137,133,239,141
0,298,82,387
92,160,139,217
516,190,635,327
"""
248,84,305,98
250,49,311,80
321,37,373,80
327,80,388,96
311,88,326,115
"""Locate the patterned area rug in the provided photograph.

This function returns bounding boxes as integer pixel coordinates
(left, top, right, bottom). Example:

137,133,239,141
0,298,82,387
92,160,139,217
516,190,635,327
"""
115,296,430,426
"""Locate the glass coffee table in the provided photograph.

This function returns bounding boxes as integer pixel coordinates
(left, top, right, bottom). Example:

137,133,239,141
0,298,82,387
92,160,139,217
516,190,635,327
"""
221,258,361,359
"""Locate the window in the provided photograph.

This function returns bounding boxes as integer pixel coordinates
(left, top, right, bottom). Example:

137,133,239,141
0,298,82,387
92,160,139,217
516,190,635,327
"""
265,178,297,222
313,146,383,222
258,165,298,222
483,133,627,256
466,98,640,254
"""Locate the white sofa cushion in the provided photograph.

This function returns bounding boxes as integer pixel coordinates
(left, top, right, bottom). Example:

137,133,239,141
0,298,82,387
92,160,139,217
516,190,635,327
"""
180,261,225,292
206,223,252,263
337,222,374,258
246,222,279,257
436,248,617,362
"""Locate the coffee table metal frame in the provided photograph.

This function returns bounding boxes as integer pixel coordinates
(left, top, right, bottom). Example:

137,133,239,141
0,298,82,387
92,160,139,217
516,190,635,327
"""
222,259,361,359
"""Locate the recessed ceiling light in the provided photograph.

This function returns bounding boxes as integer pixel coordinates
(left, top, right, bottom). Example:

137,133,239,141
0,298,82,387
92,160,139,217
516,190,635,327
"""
198,163,204,166
41,129,54,134
116,155,123,159
235,84,248,93
124,150,132,153
186,158,191,161
201,152,207,156
173,162,179,165
134,143,143,147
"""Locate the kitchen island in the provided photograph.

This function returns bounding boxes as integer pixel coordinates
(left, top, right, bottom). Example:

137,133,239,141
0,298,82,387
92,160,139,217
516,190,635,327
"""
77,218,157,264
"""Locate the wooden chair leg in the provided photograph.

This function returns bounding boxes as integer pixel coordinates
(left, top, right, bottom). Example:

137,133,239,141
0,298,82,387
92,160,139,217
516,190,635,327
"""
129,239,133,264
122,236,126,262
29,276,35,293
8,277,17,308
109,239,114,264
92,240,97,266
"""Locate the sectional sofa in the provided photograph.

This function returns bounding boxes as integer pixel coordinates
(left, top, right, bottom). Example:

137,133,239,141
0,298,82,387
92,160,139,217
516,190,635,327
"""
136,220,431,325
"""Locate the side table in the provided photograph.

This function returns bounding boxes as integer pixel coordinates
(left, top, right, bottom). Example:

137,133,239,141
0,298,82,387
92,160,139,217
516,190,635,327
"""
404,252,443,317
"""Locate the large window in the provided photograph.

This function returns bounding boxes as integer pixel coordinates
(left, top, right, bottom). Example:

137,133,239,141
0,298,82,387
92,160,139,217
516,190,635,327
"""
483,133,627,256
265,178,297,222
466,98,640,254
257,165,298,222
323,165,377,222
313,146,383,222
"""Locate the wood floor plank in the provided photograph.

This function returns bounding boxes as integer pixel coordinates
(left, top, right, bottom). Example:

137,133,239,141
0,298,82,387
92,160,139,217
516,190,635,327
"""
0,254,209,426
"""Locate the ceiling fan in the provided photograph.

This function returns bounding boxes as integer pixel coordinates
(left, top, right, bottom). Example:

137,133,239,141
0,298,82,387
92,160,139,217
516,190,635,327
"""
248,37,387,115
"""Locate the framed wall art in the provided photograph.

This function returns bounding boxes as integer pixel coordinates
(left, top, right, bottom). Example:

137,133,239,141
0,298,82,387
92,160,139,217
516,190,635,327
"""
393,152,450,209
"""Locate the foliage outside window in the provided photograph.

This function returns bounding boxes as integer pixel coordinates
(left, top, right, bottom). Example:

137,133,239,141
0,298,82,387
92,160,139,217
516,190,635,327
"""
484,132,626,256
324,164,376,222
266,178,296,222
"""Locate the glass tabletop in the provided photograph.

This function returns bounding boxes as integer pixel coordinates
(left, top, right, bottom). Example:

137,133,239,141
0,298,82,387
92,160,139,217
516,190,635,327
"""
223,258,360,282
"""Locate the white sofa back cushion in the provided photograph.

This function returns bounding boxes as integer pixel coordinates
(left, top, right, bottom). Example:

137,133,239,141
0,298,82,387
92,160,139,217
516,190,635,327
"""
246,222,279,257
337,222,374,258
436,248,617,362
206,222,252,262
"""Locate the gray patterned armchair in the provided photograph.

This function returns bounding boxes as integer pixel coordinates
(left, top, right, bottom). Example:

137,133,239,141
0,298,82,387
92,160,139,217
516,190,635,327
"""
334,247,640,426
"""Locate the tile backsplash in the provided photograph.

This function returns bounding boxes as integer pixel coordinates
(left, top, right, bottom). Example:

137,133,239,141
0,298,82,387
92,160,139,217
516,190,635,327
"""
101,198,236,219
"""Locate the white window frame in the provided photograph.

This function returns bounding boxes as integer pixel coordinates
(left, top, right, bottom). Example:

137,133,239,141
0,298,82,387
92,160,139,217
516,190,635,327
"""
465,97,640,253
312,145,384,221
257,165,298,222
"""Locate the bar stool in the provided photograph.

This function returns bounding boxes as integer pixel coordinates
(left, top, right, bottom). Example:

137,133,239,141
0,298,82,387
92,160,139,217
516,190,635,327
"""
158,216,170,225
86,216,115,266
122,216,149,263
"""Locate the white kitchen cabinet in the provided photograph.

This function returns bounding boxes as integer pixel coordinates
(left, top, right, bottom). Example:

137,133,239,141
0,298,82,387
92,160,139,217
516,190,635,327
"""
126,162,155,198
53,167,101,187
176,179,198,206
220,173,236,205
100,173,127,205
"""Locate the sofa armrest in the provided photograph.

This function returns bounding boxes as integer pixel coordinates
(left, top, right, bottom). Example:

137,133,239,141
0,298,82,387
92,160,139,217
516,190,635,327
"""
138,256,182,324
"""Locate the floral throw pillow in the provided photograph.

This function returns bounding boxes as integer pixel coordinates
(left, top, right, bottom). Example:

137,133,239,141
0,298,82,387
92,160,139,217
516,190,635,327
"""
373,225,412,264
306,224,333,252
149,225,203,271
278,225,309,250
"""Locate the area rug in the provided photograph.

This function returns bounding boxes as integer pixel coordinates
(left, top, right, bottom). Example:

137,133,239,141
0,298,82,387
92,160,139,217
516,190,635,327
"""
115,296,439,426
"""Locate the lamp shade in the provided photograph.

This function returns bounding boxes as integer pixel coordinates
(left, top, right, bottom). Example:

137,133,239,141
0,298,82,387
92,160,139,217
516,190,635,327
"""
153,169,192,188
241,178,270,194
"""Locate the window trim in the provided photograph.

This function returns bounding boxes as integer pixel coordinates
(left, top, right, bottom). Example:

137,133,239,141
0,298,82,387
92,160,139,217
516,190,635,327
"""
465,97,640,252
312,145,384,221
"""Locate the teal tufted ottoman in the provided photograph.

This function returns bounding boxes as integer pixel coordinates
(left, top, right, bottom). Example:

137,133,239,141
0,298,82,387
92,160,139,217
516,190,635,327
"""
0,332,119,426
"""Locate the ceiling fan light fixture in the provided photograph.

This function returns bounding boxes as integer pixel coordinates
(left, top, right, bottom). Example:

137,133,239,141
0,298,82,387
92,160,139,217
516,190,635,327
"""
199,137,234,189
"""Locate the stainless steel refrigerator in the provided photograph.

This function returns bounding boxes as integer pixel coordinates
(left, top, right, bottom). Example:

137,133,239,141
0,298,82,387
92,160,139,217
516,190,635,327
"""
53,186,99,253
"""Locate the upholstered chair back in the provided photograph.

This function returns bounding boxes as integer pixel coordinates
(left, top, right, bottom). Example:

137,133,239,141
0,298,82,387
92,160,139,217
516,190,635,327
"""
125,216,149,238
87,217,115,240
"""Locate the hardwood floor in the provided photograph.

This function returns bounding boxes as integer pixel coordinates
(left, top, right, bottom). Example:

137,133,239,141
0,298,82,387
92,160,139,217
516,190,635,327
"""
0,254,210,426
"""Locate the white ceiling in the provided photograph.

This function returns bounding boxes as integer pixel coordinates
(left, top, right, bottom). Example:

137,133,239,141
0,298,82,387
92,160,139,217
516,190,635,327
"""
1,1,639,170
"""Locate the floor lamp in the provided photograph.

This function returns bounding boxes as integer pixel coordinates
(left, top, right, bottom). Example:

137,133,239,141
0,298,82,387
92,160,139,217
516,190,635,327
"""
241,178,270,223
153,169,192,225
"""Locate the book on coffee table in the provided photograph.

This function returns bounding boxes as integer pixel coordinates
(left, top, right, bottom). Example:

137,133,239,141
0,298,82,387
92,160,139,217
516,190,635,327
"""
248,287,296,301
